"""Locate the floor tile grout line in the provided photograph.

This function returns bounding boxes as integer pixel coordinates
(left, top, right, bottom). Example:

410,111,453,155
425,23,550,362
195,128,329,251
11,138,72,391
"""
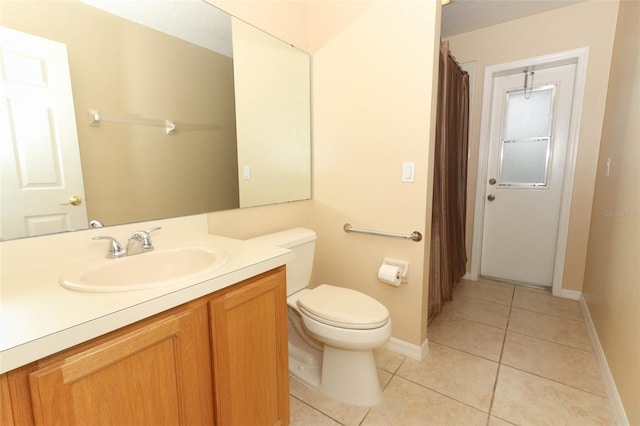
384,351,495,421
498,363,611,399
487,283,516,423
470,283,582,321
290,393,346,425
504,328,597,353
424,339,502,364
446,294,513,328
431,294,512,362
441,281,602,421
394,374,493,416
491,413,518,425
510,304,585,322
444,298,586,334
357,357,405,426
450,292,514,308
452,292,514,307
357,406,372,426
433,311,509,332
428,279,515,425
442,311,509,331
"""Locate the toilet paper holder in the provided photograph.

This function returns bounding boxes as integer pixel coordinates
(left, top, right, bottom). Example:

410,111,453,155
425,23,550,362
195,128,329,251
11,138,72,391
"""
381,258,409,283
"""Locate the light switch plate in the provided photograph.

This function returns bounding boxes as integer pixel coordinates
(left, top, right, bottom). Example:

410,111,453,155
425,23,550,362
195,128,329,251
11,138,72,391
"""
402,162,415,183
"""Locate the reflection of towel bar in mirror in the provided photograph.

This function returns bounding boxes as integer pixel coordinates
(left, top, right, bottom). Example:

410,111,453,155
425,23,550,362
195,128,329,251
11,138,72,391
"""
88,109,176,134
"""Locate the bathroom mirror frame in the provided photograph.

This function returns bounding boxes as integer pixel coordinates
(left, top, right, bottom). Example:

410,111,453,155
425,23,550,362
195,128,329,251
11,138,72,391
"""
0,0,311,241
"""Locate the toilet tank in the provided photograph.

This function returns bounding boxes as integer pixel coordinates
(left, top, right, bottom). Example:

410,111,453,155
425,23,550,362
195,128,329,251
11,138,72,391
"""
247,228,316,296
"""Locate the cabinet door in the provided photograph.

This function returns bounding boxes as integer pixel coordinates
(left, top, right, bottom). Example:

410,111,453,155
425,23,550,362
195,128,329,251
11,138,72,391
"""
1,373,17,426
210,267,289,426
1,364,37,426
28,302,214,426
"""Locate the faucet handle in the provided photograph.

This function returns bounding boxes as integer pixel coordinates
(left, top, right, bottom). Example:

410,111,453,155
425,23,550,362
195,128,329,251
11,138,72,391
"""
145,227,162,235
93,236,126,258
131,227,161,251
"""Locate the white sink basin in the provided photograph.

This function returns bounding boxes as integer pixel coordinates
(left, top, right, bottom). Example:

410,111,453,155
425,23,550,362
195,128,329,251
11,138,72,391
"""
60,247,229,292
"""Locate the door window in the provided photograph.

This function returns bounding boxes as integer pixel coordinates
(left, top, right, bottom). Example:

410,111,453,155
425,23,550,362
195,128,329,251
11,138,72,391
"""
499,85,556,187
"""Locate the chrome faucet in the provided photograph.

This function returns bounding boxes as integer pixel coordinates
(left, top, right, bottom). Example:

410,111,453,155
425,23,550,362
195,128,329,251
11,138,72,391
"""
92,236,127,258
126,227,161,256
93,227,161,258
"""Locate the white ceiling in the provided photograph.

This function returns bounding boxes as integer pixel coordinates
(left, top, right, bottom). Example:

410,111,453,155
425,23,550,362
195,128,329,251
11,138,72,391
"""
441,0,586,38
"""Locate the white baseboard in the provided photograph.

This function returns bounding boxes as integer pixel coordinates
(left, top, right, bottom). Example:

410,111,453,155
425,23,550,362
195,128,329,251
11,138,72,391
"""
580,296,629,426
384,337,429,360
462,272,471,280
561,288,582,300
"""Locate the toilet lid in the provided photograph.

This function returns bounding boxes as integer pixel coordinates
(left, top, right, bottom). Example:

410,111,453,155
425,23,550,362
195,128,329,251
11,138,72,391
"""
297,284,389,330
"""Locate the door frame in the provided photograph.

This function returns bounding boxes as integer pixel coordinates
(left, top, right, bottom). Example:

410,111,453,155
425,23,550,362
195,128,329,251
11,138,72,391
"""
470,47,589,299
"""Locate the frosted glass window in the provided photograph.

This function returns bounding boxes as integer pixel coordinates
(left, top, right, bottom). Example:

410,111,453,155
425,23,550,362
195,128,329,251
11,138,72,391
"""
500,139,549,185
504,88,554,140
499,85,556,187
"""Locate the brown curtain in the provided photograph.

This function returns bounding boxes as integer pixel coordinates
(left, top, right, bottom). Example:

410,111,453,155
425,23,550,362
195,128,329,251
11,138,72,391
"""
428,40,470,318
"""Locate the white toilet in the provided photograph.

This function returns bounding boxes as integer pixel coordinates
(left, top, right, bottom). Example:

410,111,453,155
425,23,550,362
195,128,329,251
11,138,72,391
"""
248,228,392,407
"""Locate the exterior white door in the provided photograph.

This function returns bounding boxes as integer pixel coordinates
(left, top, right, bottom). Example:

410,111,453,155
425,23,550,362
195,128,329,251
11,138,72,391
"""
480,64,576,286
0,27,88,240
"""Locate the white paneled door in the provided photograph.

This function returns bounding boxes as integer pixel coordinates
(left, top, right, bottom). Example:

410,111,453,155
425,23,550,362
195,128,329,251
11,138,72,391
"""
481,64,576,287
0,27,87,240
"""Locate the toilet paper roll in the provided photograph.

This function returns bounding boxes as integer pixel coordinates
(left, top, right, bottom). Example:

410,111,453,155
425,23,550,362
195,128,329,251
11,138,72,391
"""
378,264,402,286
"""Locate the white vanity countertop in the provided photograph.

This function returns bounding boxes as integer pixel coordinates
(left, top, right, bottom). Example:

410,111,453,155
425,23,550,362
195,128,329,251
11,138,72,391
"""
0,230,292,374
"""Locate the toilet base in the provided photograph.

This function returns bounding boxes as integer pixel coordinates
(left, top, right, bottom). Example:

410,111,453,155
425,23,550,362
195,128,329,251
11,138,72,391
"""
319,345,382,407
288,325,383,407
288,322,322,387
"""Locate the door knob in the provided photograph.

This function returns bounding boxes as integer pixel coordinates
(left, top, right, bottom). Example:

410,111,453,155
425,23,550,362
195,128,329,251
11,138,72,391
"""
488,178,497,185
487,194,496,202
61,195,82,206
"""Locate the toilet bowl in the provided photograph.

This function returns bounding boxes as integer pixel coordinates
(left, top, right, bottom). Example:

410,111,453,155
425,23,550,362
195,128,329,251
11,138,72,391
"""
248,228,392,407
295,285,392,349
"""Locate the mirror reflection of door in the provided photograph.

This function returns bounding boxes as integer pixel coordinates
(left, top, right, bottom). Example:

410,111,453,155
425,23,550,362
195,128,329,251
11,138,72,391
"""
0,27,88,240
481,64,576,287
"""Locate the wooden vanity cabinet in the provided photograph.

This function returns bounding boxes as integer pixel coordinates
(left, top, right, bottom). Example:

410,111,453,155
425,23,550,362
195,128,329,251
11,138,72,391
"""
28,300,215,425
210,266,290,426
0,266,289,426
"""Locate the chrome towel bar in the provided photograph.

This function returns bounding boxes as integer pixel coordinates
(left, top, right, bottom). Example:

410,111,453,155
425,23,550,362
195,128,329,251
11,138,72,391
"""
343,223,422,242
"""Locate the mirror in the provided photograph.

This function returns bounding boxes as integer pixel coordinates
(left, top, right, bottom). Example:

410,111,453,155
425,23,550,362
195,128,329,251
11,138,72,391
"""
0,0,311,241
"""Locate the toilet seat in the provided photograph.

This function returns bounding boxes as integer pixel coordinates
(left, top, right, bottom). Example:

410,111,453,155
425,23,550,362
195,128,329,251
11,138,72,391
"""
297,284,389,330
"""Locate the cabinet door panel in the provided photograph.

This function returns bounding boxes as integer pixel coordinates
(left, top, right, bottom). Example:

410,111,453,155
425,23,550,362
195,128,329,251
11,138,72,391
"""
210,267,289,426
28,303,214,426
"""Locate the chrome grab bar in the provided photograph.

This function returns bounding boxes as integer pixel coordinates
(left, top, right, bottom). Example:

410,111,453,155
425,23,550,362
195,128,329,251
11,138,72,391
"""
343,223,422,242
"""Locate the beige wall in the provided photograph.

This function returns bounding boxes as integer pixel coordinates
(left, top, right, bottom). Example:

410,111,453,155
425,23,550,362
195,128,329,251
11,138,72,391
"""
208,200,313,239
582,0,640,423
1,1,239,226
307,1,440,346
446,0,619,292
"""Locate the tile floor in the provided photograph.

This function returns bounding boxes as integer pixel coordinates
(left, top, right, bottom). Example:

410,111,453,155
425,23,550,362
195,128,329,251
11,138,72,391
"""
289,279,615,425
